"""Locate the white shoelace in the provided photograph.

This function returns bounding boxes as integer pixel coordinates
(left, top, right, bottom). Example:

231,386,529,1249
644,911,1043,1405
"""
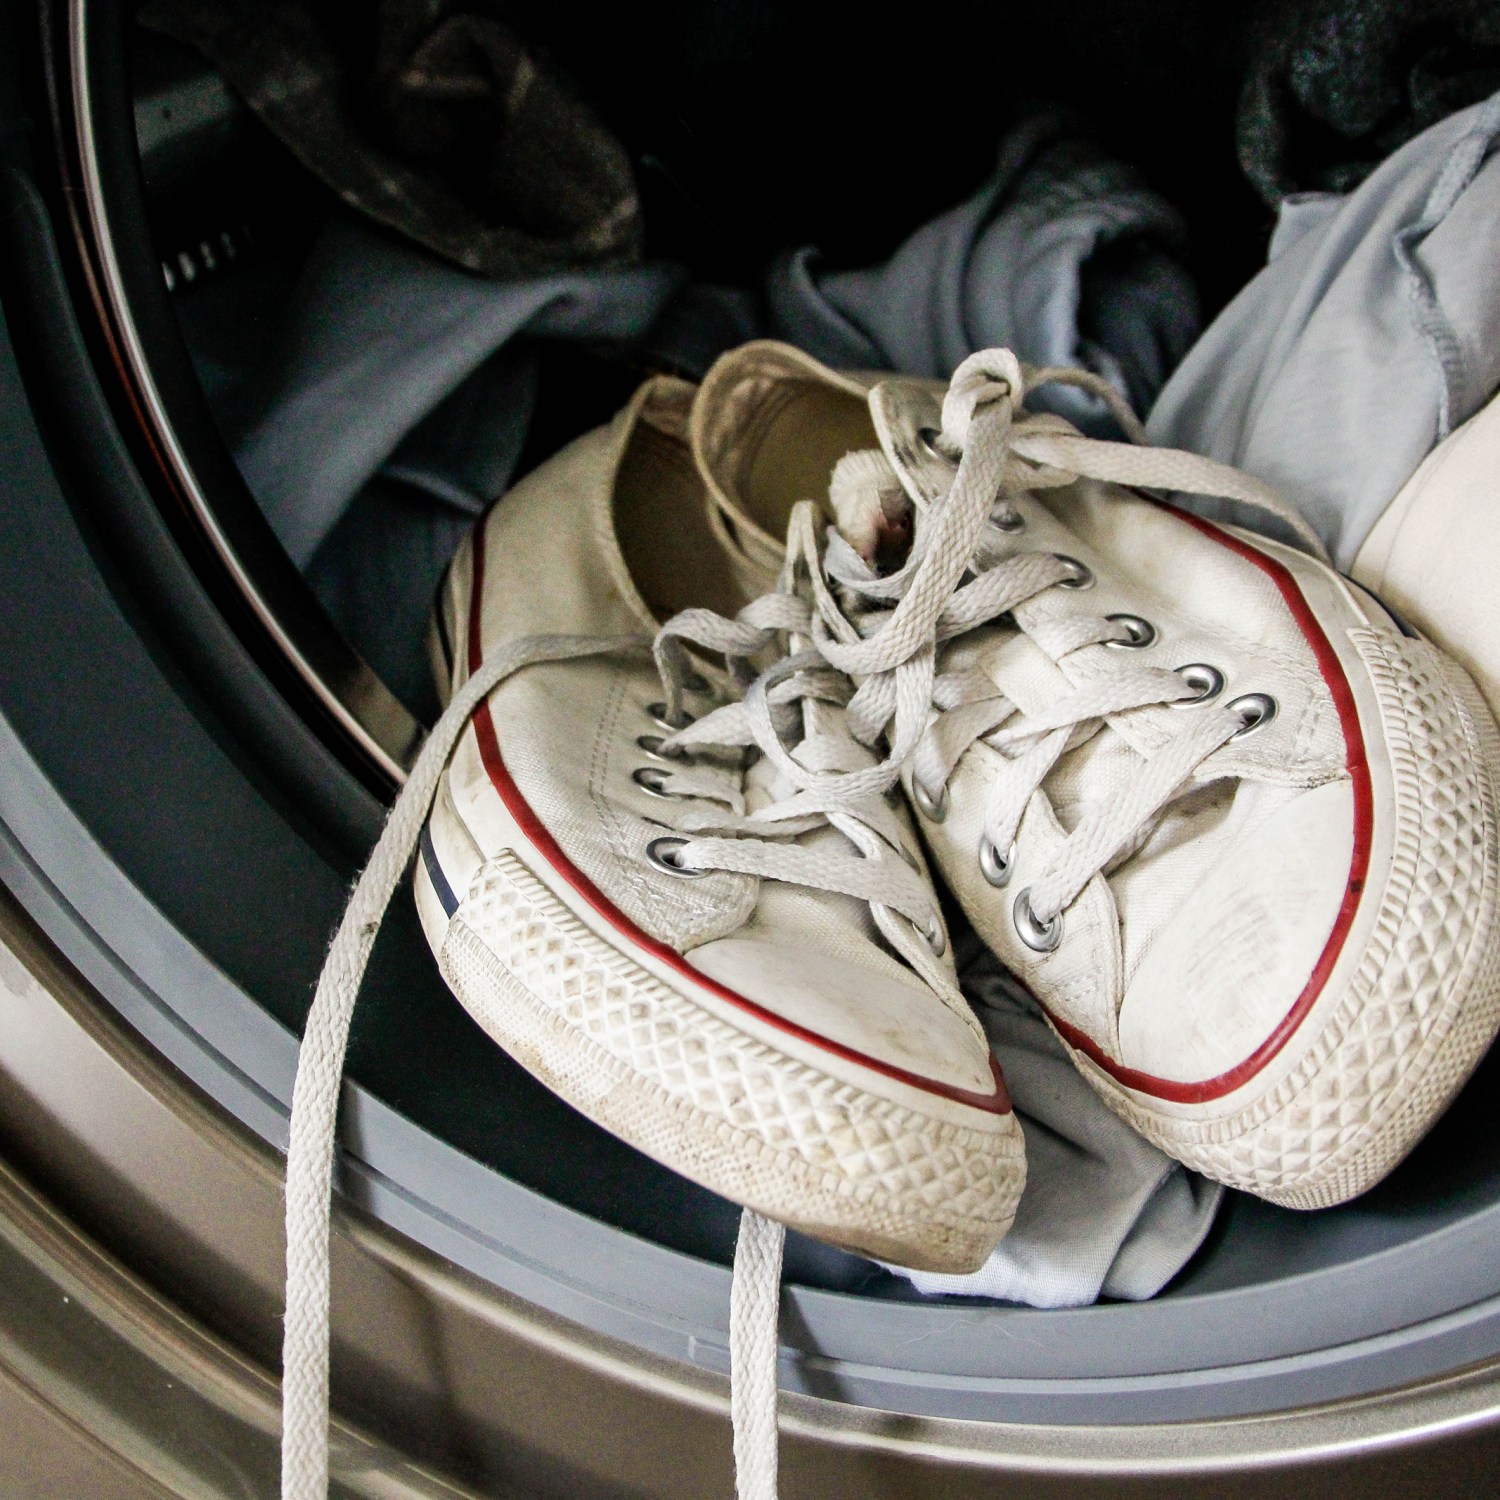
280,545,945,1498
805,349,1326,944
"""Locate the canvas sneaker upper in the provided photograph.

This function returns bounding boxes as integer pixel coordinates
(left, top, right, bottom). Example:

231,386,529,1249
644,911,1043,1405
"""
1353,389,1500,728
414,371,1024,1267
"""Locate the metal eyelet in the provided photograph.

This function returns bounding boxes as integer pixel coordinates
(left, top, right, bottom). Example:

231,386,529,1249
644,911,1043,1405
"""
636,734,686,761
978,835,1015,888
1227,693,1278,739
914,911,947,956
1054,555,1095,590
912,778,950,823
646,702,695,732
918,426,953,461
992,506,1026,534
633,766,685,799
1013,888,1063,953
645,836,705,878
1104,613,1156,649
1172,663,1225,705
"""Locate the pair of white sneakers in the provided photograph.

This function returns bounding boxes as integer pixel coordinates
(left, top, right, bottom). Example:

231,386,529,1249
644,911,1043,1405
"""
280,342,1500,1500
417,336,1500,1242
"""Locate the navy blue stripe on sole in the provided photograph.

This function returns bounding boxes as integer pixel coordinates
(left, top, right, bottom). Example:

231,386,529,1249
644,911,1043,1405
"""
420,817,459,918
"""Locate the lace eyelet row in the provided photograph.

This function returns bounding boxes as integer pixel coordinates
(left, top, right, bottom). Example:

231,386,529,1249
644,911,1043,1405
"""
1172,667,1278,738
1093,616,1278,741
1138,656,1278,740
636,697,699,864
635,693,701,805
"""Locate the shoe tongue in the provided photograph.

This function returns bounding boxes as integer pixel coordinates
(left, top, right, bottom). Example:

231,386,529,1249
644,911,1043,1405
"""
689,341,878,593
821,378,957,571
867,379,958,514
827,450,914,571
816,381,954,573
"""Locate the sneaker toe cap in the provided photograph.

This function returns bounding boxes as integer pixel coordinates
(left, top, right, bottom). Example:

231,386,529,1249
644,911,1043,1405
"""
686,934,998,1099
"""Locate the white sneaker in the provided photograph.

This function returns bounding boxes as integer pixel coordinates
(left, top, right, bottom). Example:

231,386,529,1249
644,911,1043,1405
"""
277,370,1028,1500
1353,389,1500,730
696,342,1500,1210
413,373,1024,1267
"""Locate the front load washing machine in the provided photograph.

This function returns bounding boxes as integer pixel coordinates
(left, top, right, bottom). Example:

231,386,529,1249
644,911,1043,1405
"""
2,1,1499,1494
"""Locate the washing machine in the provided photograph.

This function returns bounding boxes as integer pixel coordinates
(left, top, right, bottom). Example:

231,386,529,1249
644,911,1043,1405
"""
2,0,1500,1494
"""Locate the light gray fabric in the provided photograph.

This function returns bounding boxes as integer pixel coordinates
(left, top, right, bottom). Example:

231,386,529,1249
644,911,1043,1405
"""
1148,92,1500,569
1266,192,1345,262
767,116,1200,436
891,940,1223,1309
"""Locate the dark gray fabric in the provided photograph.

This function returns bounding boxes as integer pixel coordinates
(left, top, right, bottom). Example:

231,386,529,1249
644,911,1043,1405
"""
377,351,540,518
1149,91,1500,568
305,475,476,716
302,350,541,713
767,116,1200,436
229,215,684,569
639,283,763,381
138,0,644,278
222,215,684,707
1238,0,1500,207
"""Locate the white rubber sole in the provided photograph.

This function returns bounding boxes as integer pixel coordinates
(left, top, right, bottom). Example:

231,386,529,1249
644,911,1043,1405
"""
417,785,1026,1273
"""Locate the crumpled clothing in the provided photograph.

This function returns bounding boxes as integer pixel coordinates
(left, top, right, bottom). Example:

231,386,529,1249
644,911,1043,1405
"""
1239,0,1500,206
229,216,683,567
138,0,643,278
766,115,1200,436
1149,91,1500,569
224,214,684,708
891,935,1223,1309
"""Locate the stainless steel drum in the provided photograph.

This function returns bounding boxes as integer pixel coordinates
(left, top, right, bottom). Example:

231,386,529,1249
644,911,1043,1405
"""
1,1,1497,1492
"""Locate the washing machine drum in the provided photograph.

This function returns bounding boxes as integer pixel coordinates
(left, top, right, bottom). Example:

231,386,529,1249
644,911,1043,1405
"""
3,0,1500,1494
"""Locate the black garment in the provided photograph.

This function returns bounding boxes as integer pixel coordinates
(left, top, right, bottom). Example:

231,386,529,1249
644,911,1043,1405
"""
138,0,643,277
1239,0,1500,205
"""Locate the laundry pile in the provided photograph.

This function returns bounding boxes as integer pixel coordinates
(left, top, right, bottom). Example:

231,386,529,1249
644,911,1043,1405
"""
145,0,1204,718
144,5,1500,1499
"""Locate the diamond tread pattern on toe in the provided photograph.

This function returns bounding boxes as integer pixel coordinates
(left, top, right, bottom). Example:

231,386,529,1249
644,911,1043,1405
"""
1090,630,1500,1205
452,852,1022,1223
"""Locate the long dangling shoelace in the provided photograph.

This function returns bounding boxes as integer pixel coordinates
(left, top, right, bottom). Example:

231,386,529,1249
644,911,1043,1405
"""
706,357,1327,1500
280,531,961,1500
805,349,1329,946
